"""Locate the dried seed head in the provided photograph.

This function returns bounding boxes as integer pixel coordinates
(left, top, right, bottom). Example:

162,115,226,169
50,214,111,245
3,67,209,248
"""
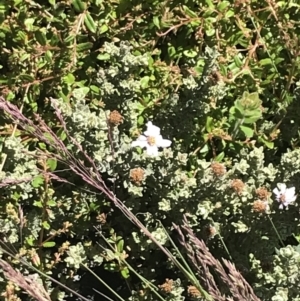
256,187,270,200
31,251,41,267
188,286,201,297
204,224,218,239
96,213,107,225
252,200,269,213
231,179,245,195
211,162,226,176
210,71,222,84
4,281,15,298
130,168,145,185
270,129,280,141
6,203,19,223
159,279,173,293
138,290,145,296
227,71,233,79
108,110,123,126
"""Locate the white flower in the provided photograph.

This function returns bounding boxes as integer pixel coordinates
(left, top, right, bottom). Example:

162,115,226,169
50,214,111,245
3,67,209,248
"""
131,121,172,156
273,183,297,209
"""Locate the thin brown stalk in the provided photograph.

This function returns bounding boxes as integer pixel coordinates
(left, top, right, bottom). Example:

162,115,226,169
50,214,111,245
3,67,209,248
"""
0,96,193,283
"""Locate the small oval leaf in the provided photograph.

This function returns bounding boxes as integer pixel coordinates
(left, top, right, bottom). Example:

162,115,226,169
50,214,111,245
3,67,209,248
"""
43,241,56,248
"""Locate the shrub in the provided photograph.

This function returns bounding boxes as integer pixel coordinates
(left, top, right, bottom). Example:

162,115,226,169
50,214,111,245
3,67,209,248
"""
0,0,300,300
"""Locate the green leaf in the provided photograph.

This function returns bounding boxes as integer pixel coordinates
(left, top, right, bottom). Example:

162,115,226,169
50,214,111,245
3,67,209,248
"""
58,128,67,141
84,12,96,33
47,200,57,207
24,18,35,31
153,16,160,29
140,76,150,89
206,116,214,132
97,53,110,60
46,158,57,171
215,152,225,162
168,45,176,58
43,132,56,145
72,0,86,12
225,10,235,18
205,0,215,9
73,86,89,98
233,55,243,68
20,53,31,62
183,50,197,58
217,1,230,11
64,73,75,85
117,239,124,252
121,267,130,279
19,74,34,82
243,108,262,117
205,27,215,36
32,175,44,188
100,24,108,34
89,202,100,211
239,125,254,137
258,136,274,149
90,85,100,93
65,35,75,43
17,31,27,43
182,5,198,18
35,30,47,46
38,142,47,150
243,112,262,123
200,144,209,153
26,236,35,246
42,221,51,230
260,58,273,66
43,241,56,248
138,116,144,125
76,42,93,52
33,200,43,208
203,9,214,17
45,50,53,63
232,107,245,119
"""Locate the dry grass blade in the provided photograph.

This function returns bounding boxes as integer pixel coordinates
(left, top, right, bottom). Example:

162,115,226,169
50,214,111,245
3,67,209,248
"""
0,96,200,275
174,216,261,301
0,259,51,301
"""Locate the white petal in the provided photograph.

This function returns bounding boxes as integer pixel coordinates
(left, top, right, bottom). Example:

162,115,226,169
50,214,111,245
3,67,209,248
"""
136,135,147,141
279,204,284,209
285,187,295,198
277,183,287,193
144,122,160,137
146,145,159,156
287,195,296,203
273,188,280,196
132,136,148,148
156,136,172,148
146,121,153,127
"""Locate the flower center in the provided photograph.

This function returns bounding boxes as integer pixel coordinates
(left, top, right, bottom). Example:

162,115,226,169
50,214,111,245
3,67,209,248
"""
279,194,286,203
147,136,156,146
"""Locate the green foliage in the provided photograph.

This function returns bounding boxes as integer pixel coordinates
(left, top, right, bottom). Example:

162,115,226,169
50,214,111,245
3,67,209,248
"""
0,0,300,300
